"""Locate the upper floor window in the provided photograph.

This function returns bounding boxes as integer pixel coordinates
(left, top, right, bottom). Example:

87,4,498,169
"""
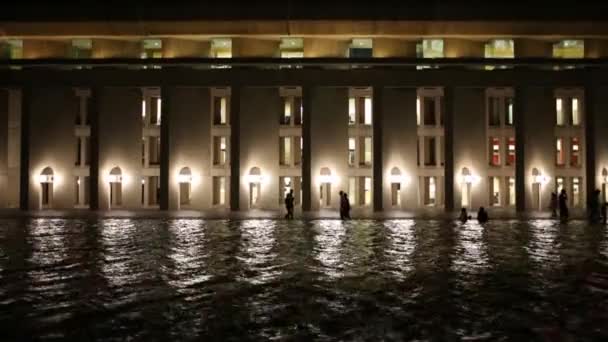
489,137,501,166
348,95,372,125
360,136,372,166
486,89,514,127
70,39,92,59
348,138,356,166
506,137,516,166
505,98,514,125
0,39,23,59
141,39,163,59
281,96,303,125
416,39,444,58
553,40,584,58
213,96,228,125
571,137,581,167
211,38,232,58
349,38,372,58
213,136,228,166
556,138,565,166
556,96,582,126
280,38,304,58
484,39,514,58
142,96,161,125
417,96,442,126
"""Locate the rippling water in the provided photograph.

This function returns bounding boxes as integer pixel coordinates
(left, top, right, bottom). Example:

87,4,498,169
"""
1,218,607,341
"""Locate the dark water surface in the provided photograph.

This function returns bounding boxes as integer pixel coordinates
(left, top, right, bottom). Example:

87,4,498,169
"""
0,219,607,341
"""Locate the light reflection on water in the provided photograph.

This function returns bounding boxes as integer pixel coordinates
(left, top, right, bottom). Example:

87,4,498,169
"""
0,218,606,341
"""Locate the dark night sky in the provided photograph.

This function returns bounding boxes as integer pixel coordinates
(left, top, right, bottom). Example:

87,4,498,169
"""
2,0,608,21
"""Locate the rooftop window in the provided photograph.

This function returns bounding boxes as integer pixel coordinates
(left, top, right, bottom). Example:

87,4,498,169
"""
416,39,444,58
0,39,23,59
280,37,304,58
70,39,92,59
553,40,584,58
211,38,232,58
349,38,373,58
484,39,514,58
141,39,163,59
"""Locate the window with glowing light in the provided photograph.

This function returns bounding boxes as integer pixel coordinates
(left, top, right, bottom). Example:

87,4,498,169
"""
213,96,228,125
348,138,356,166
489,137,501,166
506,137,515,166
553,40,584,58
484,39,514,59
349,38,373,58
570,137,581,167
556,138,565,166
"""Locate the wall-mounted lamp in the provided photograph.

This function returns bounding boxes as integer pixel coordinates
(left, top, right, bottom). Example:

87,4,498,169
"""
246,166,264,183
178,167,193,183
318,167,338,184
532,167,550,185
39,167,54,183
108,166,123,183
389,167,411,185
460,167,481,185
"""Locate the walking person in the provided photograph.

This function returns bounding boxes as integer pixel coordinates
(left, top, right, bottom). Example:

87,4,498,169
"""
559,189,569,221
284,189,295,219
550,192,558,218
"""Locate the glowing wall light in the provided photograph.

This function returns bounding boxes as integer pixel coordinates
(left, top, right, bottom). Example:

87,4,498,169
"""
177,167,193,183
318,167,338,184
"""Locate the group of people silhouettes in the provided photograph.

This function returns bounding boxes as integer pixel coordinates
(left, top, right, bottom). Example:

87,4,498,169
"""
459,206,489,223
283,190,352,220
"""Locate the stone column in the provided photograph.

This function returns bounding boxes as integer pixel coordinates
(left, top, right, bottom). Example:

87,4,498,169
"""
443,86,454,212
19,87,30,211
301,86,312,211
89,87,100,210
160,86,171,210
514,86,526,212
230,86,241,211
373,86,383,212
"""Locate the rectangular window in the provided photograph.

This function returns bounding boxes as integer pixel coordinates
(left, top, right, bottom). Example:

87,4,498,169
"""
488,97,500,126
423,176,437,206
571,98,580,126
553,40,584,58
149,137,161,166
364,177,372,206
280,38,304,58
391,183,401,207
362,137,372,166
349,177,357,205
141,39,163,59
417,39,444,58
74,176,80,205
484,39,514,58
295,136,302,166
416,97,421,126
349,38,373,58
508,177,516,206
213,136,228,166
556,98,564,126
84,136,91,166
282,98,292,125
489,176,501,206
424,136,436,166
213,97,227,125
280,137,292,166
556,138,565,166
211,38,232,58
506,137,515,166
438,136,445,166
505,97,514,125
348,137,356,166
348,97,356,125
571,137,580,167
1,39,23,59
213,176,226,205
423,98,436,126
490,137,501,166
572,177,582,207
148,176,161,206
180,182,191,206
70,39,92,59
364,97,372,125
416,137,420,166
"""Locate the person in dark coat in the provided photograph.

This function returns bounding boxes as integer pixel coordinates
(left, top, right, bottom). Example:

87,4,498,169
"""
559,189,569,221
284,189,295,219
477,207,489,223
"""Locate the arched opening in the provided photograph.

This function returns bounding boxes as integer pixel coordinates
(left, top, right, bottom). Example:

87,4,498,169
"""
39,167,54,209
178,167,192,208
248,167,262,208
390,167,402,207
319,167,332,207
109,167,122,209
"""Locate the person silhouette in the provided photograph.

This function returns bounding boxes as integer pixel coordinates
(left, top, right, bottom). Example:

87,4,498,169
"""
284,189,294,219
477,206,489,223
559,189,569,221
459,208,471,223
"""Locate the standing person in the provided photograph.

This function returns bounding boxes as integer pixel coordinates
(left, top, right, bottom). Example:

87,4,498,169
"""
284,189,295,219
559,189,569,221
339,191,346,220
477,207,489,223
459,208,470,223
344,193,352,220
550,192,558,218
589,189,601,223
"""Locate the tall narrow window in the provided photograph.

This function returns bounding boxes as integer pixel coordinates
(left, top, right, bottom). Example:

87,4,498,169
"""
571,137,580,167
508,177,516,206
505,97,514,126
362,137,372,166
214,97,227,125
556,98,565,126
364,177,372,206
348,177,357,205
149,137,161,166
424,137,436,166
489,137,501,166
556,138,565,166
213,176,226,205
348,138,356,166
572,177,582,207
423,98,436,126
506,137,515,166
74,176,80,205
348,98,356,125
282,98,292,125
424,176,437,206
280,137,292,166
489,176,501,206
416,97,421,126
214,136,228,166
75,137,82,166
571,98,580,126
364,97,372,125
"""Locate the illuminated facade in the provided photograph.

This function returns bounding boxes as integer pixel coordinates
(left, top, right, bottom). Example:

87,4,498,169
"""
1,8,608,215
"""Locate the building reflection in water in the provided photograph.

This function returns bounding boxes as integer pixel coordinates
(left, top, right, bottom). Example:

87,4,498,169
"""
237,219,278,285
452,220,488,276
384,220,415,279
166,219,211,293
312,220,346,279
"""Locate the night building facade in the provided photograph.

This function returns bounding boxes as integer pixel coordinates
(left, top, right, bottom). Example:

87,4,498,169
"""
1,2,608,215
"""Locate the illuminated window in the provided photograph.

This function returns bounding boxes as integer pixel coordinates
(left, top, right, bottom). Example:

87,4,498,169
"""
1,39,23,59
489,137,501,166
280,137,292,166
417,39,444,58
507,177,516,206
348,97,356,125
505,97,514,125
553,40,584,58
556,138,565,166
364,177,372,206
214,136,228,166
489,176,501,206
416,97,421,126
213,96,228,125
572,177,582,207
556,177,565,194
571,137,581,167
488,96,500,126
280,38,304,58
348,96,372,125
423,176,437,206
506,137,515,166
213,176,226,205
424,136,437,166
211,38,232,58
556,98,565,126
361,136,372,166
348,138,356,166
571,98,580,126
141,39,163,59
70,39,92,59
484,39,514,58
364,97,372,125
349,38,373,58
